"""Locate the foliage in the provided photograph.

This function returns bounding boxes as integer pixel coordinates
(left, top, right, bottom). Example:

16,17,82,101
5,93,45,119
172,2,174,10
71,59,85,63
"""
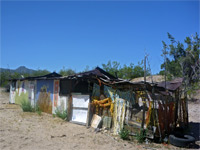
102,61,121,77
31,69,50,77
160,32,200,93
83,65,90,72
35,105,42,115
20,99,42,115
59,67,76,76
102,60,150,79
135,129,146,143
37,110,42,116
0,71,24,87
187,82,200,97
119,128,130,140
15,92,29,105
0,71,10,87
20,99,34,112
55,109,67,120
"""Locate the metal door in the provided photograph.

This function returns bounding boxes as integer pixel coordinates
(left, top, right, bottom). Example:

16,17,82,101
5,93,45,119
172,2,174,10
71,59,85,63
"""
71,95,89,125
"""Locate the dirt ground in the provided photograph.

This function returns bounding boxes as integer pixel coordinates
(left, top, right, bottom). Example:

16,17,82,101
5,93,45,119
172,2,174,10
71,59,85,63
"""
188,95,200,148
0,88,199,150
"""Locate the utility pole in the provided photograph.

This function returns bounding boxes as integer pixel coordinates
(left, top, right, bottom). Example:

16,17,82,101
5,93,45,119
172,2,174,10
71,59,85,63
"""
163,43,168,135
141,55,147,129
164,50,167,89
144,55,147,83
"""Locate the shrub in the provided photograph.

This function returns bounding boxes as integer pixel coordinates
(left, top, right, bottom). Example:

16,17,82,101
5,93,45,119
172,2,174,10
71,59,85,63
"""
119,128,129,140
20,99,34,112
55,109,67,120
135,129,146,143
37,110,42,115
35,105,42,115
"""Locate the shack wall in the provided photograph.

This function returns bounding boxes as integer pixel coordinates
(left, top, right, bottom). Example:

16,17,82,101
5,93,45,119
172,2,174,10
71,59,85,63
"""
14,80,36,105
52,80,68,114
36,80,54,114
9,81,16,104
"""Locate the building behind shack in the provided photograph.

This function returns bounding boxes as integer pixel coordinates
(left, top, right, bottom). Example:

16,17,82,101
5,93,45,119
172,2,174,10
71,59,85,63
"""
9,72,68,114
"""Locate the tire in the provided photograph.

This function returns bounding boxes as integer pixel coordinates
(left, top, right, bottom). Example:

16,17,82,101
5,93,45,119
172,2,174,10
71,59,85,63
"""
169,134,195,147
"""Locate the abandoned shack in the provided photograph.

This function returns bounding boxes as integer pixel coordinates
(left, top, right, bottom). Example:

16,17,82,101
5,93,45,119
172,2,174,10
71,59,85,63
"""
9,67,186,141
57,67,186,140
57,67,122,126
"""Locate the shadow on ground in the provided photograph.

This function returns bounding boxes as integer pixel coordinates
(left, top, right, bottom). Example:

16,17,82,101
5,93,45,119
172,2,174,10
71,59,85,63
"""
189,122,200,141
188,122,200,149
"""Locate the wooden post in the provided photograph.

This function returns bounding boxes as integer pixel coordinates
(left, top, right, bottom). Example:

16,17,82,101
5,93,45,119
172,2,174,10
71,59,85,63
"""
67,94,72,121
86,102,91,128
174,89,179,127
100,84,104,95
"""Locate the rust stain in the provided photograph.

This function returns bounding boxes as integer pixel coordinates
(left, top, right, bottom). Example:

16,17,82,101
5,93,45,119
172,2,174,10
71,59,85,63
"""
37,86,52,114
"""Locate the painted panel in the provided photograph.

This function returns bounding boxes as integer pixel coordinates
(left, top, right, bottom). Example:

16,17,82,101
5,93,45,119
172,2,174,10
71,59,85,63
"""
28,82,35,107
104,85,135,104
36,80,54,114
113,98,126,135
104,85,118,101
15,80,29,105
53,96,68,114
53,80,59,107
92,83,100,98
9,82,16,104
16,80,19,95
52,80,68,114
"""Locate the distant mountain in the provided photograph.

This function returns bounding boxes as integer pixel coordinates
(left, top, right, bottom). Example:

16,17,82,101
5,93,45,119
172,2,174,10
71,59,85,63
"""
0,66,36,74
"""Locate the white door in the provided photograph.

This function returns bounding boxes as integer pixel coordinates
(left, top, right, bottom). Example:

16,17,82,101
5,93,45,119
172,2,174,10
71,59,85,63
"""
71,95,89,125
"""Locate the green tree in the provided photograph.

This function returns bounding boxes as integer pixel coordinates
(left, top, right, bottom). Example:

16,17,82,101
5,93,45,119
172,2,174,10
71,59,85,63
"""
102,60,121,77
0,71,10,87
102,60,150,79
83,65,90,72
160,32,200,93
59,67,76,76
0,68,52,87
32,69,50,77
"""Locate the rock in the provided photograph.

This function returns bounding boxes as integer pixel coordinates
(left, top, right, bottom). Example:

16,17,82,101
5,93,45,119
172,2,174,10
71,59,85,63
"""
103,130,107,133
95,128,100,133
114,137,118,140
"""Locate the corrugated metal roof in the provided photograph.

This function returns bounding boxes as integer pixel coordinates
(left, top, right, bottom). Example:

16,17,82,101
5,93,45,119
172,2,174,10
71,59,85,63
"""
10,72,62,81
157,78,183,91
60,67,118,80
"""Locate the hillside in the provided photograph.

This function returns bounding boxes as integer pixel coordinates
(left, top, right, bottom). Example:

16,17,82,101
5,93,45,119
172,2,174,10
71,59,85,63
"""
0,66,36,74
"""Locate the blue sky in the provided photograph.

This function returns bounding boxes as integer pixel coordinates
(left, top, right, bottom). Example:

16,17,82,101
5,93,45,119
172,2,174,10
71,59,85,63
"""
1,1,199,74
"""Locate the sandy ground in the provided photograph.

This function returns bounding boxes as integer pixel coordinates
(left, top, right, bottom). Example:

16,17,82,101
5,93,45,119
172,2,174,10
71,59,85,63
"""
188,95,200,147
0,88,199,150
